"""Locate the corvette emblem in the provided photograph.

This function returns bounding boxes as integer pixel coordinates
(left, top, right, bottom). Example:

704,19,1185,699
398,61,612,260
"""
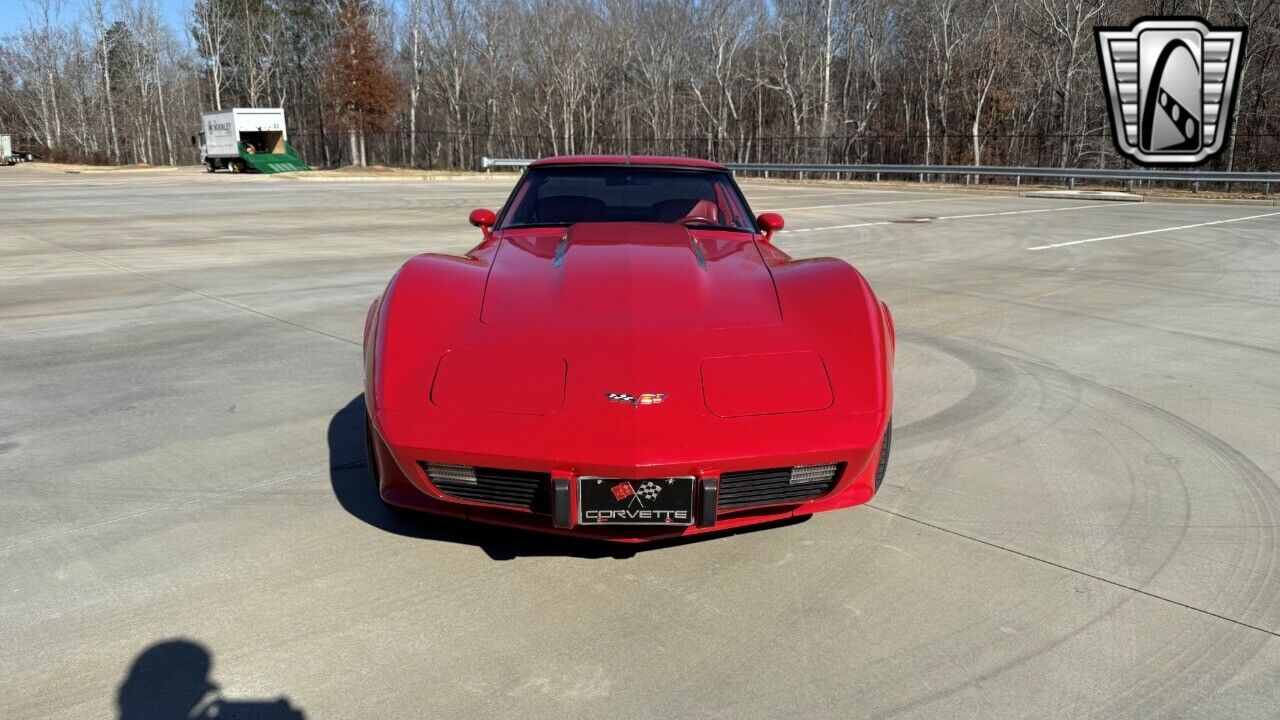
609,480,664,506
1095,17,1246,165
634,481,663,501
605,392,666,406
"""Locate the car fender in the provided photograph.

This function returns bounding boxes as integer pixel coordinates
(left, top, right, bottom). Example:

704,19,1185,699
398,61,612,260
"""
367,253,491,416
769,255,892,418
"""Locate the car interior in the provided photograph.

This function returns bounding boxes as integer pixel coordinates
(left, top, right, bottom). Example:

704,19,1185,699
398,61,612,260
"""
531,195,724,225
503,167,751,230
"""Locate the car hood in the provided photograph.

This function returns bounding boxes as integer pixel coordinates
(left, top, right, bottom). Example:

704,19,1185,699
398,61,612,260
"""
370,228,891,472
480,222,782,332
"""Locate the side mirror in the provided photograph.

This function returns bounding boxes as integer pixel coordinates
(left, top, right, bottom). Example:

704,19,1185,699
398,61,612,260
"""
189,135,197,147
469,208,497,238
756,212,785,242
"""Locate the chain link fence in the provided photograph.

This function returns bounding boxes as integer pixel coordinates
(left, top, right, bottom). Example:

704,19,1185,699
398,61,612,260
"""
287,129,1280,173
13,127,1276,173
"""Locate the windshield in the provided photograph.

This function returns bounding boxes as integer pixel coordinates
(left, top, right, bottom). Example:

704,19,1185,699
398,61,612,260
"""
498,166,756,232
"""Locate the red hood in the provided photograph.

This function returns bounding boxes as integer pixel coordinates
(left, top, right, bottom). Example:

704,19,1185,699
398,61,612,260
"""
481,222,782,332
369,225,891,475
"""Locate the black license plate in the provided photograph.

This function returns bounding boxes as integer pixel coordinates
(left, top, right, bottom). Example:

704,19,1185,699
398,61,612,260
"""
579,476,696,525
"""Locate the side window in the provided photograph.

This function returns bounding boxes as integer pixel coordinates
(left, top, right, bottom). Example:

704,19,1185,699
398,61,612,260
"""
503,177,538,224
714,179,751,229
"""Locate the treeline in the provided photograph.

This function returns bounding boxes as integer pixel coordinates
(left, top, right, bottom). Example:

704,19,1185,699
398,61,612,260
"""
1,0,1277,170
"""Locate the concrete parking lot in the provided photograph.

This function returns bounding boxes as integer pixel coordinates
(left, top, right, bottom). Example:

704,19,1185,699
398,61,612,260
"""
2,165,1279,719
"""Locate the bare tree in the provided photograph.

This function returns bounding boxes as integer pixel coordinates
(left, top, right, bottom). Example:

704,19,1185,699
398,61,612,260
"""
967,0,1005,168
190,0,229,109
85,0,120,161
1020,0,1103,166
3,0,1277,172
403,0,425,164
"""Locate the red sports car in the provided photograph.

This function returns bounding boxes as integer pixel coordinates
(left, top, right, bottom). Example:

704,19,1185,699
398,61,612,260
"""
363,155,894,542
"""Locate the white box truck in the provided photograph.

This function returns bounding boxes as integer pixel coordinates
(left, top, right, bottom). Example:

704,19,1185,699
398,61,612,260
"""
1,134,32,166
193,108,307,173
1,134,33,165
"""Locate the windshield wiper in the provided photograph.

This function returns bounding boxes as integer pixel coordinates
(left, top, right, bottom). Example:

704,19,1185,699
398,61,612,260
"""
502,222,571,229
680,221,752,233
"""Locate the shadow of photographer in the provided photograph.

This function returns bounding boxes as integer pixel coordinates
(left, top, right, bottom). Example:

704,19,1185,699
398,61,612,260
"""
117,639,304,720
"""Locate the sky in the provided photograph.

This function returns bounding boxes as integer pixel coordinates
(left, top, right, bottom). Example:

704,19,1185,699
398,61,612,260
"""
0,0,189,36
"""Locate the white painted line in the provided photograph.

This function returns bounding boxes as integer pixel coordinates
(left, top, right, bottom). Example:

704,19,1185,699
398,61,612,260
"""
780,221,895,234
779,200,1123,234
775,196,987,212
1028,210,1280,250
937,203,1122,220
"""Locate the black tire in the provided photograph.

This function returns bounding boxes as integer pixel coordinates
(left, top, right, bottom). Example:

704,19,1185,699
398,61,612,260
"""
366,415,418,518
204,160,216,173
874,419,892,491
364,414,381,496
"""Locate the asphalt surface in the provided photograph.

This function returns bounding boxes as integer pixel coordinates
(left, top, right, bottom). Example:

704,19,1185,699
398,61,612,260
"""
3,165,1279,719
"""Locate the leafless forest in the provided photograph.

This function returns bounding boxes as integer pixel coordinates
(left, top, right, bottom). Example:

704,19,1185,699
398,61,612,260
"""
1,0,1277,170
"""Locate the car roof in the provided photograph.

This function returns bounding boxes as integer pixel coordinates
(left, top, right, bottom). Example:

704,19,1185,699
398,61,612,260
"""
528,155,727,170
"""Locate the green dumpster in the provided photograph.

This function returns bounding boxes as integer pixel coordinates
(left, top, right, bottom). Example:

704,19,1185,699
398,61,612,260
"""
238,140,309,174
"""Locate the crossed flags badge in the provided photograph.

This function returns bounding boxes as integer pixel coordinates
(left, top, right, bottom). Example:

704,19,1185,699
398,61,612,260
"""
610,480,663,505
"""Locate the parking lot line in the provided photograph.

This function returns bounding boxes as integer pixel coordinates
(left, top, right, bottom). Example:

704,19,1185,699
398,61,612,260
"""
1028,210,1280,250
780,201,1124,234
0,226,359,346
774,195,996,212
780,220,896,234
936,203,1124,220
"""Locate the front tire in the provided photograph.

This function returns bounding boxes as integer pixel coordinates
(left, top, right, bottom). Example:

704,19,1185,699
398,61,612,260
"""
364,414,382,498
365,415,418,518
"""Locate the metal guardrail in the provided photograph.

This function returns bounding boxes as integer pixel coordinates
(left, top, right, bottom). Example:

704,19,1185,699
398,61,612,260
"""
481,157,1278,191
480,157,531,170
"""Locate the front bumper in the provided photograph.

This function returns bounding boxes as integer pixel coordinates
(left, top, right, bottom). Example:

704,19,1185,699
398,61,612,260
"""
367,413,887,543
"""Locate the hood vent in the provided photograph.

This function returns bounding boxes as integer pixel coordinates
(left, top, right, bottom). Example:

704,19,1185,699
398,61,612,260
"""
483,222,781,332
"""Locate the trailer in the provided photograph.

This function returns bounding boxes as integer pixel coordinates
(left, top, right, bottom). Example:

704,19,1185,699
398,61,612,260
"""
1,135,34,166
193,108,308,174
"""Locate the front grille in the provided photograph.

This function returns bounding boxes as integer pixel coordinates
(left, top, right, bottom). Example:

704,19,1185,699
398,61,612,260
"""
421,463,552,513
718,464,843,509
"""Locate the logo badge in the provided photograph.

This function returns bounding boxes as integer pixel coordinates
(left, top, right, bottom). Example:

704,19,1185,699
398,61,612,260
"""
610,480,662,506
1095,17,1246,165
634,481,663,502
605,392,666,407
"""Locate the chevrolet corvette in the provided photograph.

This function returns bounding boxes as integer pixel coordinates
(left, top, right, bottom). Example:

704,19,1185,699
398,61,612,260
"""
363,155,894,542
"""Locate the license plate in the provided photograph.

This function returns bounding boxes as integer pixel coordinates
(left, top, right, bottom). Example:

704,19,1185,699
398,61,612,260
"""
578,476,695,525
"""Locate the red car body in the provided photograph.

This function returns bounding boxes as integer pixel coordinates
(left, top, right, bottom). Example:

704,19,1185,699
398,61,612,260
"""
363,156,894,542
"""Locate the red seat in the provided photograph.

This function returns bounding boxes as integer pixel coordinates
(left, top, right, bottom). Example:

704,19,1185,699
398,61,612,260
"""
651,198,721,224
